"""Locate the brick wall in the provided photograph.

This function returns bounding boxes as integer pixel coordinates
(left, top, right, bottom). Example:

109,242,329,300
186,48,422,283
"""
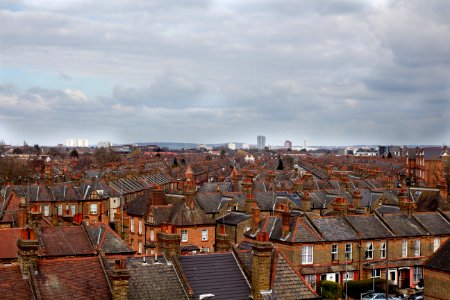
424,268,450,300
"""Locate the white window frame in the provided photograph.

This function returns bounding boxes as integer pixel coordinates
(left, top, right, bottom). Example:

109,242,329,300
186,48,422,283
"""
305,274,316,290
58,204,63,216
71,204,76,216
130,217,135,233
380,242,386,259
138,241,142,254
414,239,420,257
44,205,49,217
402,240,408,257
150,229,155,241
90,203,98,215
302,245,313,265
433,238,440,252
201,229,208,241
413,266,422,282
331,244,338,261
366,242,374,260
372,269,381,278
345,243,352,261
138,220,142,235
181,229,188,242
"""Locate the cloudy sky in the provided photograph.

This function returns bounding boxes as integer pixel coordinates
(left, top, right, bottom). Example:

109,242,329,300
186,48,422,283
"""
1,0,449,146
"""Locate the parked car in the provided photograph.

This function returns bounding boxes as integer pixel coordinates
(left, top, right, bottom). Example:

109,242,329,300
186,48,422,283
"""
362,292,402,300
409,292,423,300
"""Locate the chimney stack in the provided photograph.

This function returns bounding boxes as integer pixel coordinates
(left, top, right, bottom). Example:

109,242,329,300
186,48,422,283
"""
215,224,231,252
17,227,39,278
399,188,415,215
352,189,362,210
111,259,130,300
252,204,260,229
331,197,349,216
252,231,273,300
301,191,312,212
157,223,181,261
151,184,165,206
18,197,28,228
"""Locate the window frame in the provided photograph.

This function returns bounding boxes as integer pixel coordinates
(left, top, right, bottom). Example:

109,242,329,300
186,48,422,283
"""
150,229,155,241
201,229,208,241
44,205,50,217
90,203,98,215
71,204,76,216
414,239,420,257
345,243,352,261
372,269,381,278
302,245,313,265
413,266,422,282
433,238,440,252
138,219,142,235
130,217,135,233
366,242,374,260
305,274,317,290
181,229,188,242
402,239,408,257
331,244,338,261
380,241,386,259
57,204,63,216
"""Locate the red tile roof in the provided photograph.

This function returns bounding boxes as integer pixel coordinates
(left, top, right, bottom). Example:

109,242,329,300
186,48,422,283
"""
0,228,21,259
0,265,33,299
40,225,94,256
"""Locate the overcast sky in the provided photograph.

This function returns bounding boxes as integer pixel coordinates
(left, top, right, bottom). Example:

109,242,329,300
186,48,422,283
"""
1,0,449,146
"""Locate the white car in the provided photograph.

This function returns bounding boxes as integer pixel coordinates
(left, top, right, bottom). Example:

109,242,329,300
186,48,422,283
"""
362,292,401,300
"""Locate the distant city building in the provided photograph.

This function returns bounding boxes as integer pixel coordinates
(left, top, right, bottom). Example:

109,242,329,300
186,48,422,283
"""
242,143,250,150
284,140,292,150
257,135,266,150
227,143,236,150
66,139,89,147
97,141,112,148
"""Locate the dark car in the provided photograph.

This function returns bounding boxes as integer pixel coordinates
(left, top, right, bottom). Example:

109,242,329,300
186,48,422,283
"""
409,292,423,300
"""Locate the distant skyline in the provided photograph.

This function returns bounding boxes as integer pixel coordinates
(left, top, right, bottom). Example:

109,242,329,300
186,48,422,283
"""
1,1,449,146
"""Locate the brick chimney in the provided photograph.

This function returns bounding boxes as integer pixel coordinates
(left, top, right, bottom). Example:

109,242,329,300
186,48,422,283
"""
151,184,165,206
352,189,362,210
293,177,303,193
252,231,273,300
29,204,42,229
17,227,39,278
252,203,260,229
215,224,230,252
301,191,312,212
231,167,239,192
111,259,130,300
399,188,415,215
18,197,28,228
331,197,349,216
157,223,181,261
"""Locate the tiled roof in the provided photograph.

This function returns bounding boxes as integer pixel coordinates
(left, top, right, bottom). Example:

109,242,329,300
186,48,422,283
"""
345,215,393,239
169,202,215,226
178,253,251,300
425,239,450,272
254,192,276,211
381,214,426,236
115,257,187,300
35,256,110,299
196,192,223,213
40,225,94,256
85,223,134,254
0,228,21,259
272,251,318,299
413,212,450,235
0,265,33,299
125,190,151,216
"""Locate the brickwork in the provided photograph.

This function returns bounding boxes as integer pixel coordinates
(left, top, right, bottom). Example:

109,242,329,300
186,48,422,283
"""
424,268,450,300
252,238,273,300
16,228,39,277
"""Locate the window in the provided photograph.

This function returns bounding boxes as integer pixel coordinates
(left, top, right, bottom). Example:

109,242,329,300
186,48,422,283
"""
380,242,386,259
433,238,440,252
138,241,142,254
344,271,354,281
44,205,49,217
345,243,352,261
302,245,313,264
366,242,374,260
150,248,154,255
413,267,422,282
402,240,408,257
71,205,76,216
58,204,63,216
305,274,316,290
138,220,142,235
414,240,420,257
331,244,338,261
90,203,98,215
130,217,135,233
150,229,155,241
202,229,208,241
181,230,188,242
201,247,210,253
372,269,381,278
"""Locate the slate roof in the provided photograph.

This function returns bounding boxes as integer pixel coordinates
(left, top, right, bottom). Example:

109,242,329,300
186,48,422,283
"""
198,182,232,193
195,192,224,213
254,191,276,211
178,253,251,300
309,216,359,241
126,190,151,216
35,256,110,299
169,202,215,226
215,212,251,225
121,257,187,300
413,212,450,235
343,215,394,239
424,239,450,273
0,265,33,299
0,228,21,259
40,225,94,256
381,214,426,236
272,251,318,299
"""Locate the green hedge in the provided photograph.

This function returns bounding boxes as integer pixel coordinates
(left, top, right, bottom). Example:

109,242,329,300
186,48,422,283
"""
345,278,398,299
318,280,343,299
